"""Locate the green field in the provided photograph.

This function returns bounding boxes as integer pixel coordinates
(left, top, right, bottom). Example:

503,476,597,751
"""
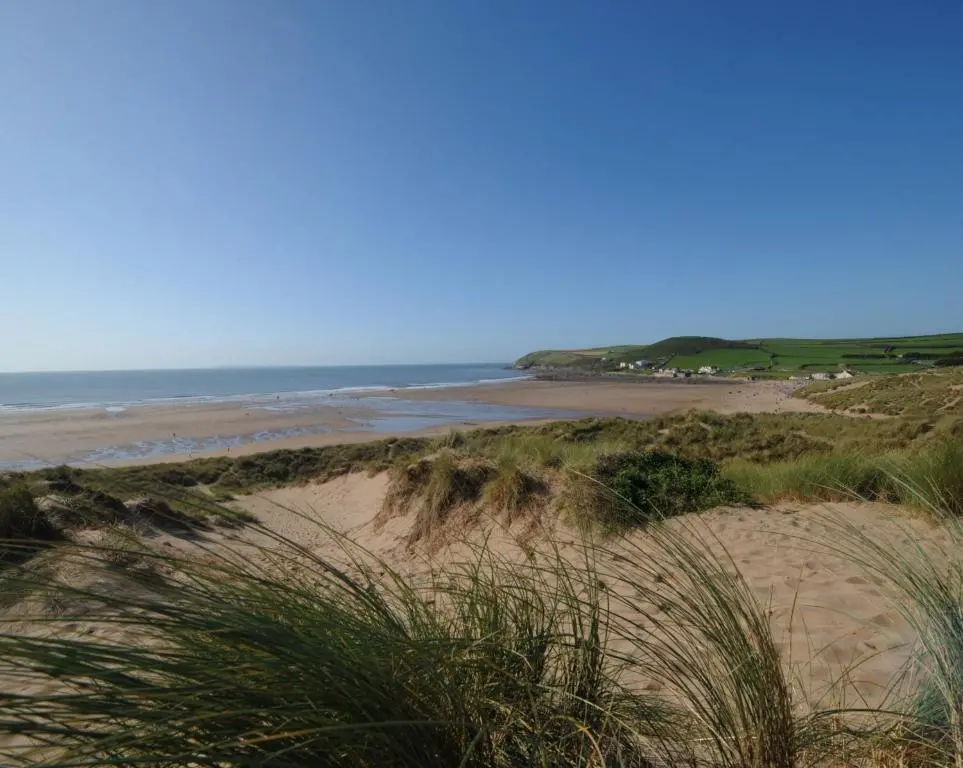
663,348,771,371
515,333,963,375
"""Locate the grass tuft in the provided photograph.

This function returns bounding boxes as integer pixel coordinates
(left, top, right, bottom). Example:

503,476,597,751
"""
0,527,671,767
818,474,963,765
724,441,963,516
482,456,548,523
0,486,61,562
412,453,494,543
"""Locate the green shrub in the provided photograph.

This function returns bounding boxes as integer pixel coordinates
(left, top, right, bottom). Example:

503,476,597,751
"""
45,464,80,492
587,451,749,530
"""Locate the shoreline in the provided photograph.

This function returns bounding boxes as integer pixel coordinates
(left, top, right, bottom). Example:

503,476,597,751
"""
0,378,821,470
0,377,537,416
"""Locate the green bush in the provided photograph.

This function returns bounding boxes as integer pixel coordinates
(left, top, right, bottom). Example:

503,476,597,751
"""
589,451,749,530
0,486,59,560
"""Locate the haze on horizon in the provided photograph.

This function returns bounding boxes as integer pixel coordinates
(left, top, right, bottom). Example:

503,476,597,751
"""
2,1,961,374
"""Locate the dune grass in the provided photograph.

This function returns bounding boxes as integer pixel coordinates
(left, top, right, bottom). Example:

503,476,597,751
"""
0,529,668,766
0,486,61,564
3,409,959,560
2,448,963,764
797,368,963,418
0,504,838,767
815,466,963,766
13,409,951,505
482,455,548,522
724,441,963,515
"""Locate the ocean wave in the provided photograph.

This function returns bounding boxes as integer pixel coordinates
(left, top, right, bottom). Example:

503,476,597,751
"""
0,375,533,414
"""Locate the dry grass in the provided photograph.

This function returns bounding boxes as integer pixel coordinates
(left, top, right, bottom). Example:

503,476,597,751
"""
799,368,963,419
482,456,548,523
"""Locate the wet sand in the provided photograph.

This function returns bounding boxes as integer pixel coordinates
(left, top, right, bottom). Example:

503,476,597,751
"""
0,378,821,469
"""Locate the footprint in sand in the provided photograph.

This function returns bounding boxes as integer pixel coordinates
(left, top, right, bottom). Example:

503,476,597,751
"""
870,612,895,628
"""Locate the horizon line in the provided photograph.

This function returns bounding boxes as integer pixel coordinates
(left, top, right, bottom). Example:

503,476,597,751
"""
0,361,514,376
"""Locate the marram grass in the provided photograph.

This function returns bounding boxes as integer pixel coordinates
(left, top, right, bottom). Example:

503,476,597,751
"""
2,446,963,765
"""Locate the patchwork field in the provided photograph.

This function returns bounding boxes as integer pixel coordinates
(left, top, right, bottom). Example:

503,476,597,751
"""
516,333,963,376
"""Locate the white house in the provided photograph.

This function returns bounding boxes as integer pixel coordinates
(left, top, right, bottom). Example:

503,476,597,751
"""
698,365,720,375
836,370,855,379
810,372,833,381
619,362,628,369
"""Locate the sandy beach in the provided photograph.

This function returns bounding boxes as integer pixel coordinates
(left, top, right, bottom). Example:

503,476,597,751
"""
0,378,822,468
389,377,821,416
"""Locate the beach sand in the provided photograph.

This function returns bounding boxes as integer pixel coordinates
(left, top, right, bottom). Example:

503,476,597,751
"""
390,377,822,416
1,469,935,761
0,378,822,468
231,474,931,711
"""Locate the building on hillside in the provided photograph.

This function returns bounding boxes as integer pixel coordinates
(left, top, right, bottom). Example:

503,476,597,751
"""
698,365,720,375
836,370,855,379
634,359,649,369
810,372,833,381
619,362,628,369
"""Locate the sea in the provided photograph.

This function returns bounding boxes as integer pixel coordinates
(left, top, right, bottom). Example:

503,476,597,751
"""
0,364,579,468
0,364,528,412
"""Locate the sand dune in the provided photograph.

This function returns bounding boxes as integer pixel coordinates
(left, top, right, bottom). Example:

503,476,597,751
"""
226,473,933,711
3,469,947,762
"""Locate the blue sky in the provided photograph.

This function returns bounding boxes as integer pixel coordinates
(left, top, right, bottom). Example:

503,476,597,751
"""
2,1,961,371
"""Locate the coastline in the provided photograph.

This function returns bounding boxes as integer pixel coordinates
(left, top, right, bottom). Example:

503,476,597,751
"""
0,377,821,470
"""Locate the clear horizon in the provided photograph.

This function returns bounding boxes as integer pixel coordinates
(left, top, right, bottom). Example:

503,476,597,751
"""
3,331,963,375
2,1,961,372
0,361,516,375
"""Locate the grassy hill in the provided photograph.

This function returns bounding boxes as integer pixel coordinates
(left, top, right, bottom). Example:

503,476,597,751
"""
515,333,963,376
